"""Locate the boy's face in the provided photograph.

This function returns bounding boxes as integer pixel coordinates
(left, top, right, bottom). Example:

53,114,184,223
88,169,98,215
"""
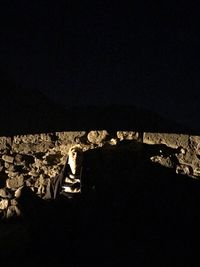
68,147,83,174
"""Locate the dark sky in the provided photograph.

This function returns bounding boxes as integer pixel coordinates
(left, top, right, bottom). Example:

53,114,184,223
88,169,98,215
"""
0,1,200,129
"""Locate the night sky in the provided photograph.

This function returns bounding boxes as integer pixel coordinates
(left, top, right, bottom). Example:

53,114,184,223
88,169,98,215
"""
0,1,200,130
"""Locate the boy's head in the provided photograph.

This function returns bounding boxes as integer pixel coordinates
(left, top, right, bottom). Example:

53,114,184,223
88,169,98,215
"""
68,145,83,175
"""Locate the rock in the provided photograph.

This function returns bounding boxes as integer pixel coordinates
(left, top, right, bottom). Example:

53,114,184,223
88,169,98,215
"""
117,131,139,141
176,164,193,176
193,168,200,177
14,186,24,198
41,165,49,175
14,154,25,165
5,171,19,178
33,142,54,153
0,188,12,198
40,133,53,142
0,137,12,150
33,158,43,169
6,175,24,189
179,148,186,155
189,136,200,151
46,166,61,178
109,138,118,145
87,130,109,144
12,143,32,154
13,133,53,144
150,156,175,169
2,155,14,163
0,199,9,209
177,150,196,165
21,134,40,144
28,170,39,177
55,131,86,144
13,136,21,144
7,164,16,172
4,162,10,169
143,133,189,149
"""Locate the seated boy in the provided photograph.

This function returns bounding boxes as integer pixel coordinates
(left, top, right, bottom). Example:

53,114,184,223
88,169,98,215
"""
49,145,83,199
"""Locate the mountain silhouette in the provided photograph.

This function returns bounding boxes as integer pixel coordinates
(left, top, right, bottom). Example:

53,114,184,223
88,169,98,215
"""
0,71,193,136
0,70,68,136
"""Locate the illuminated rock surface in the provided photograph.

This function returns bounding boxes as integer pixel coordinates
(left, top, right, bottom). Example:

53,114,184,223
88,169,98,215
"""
0,131,199,265
0,131,200,219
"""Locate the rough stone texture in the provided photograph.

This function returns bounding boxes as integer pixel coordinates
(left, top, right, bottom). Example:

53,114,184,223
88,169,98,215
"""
6,175,24,189
0,199,9,210
55,131,86,144
2,155,14,164
143,133,189,148
87,130,109,144
0,189,12,198
143,133,200,178
150,155,175,169
117,131,139,141
0,130,200,219
0,137,12,150
189,136,200,154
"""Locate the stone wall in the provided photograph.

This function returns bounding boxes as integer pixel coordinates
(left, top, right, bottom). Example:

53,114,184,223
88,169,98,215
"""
0,130,200,219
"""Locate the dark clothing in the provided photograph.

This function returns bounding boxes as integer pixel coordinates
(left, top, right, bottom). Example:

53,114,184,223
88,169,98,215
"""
44,156,81,200
44,156,70,200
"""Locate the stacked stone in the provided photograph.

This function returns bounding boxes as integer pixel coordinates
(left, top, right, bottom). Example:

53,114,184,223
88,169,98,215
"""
0,131,111,218
143,133,200,178
0,132,85,218
0,130,200,219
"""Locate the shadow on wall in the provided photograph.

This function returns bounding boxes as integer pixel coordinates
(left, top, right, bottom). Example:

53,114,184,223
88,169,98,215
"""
1,140,200,266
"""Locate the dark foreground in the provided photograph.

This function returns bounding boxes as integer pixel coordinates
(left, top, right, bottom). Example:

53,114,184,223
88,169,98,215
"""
1,142,200,266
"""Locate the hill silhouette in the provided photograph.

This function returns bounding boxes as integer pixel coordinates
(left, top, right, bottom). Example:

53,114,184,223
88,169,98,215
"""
0,71,68,136
0,71,194,135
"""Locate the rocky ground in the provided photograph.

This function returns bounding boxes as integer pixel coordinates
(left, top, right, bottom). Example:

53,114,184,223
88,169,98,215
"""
1,130,200,220
1,138,200,266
